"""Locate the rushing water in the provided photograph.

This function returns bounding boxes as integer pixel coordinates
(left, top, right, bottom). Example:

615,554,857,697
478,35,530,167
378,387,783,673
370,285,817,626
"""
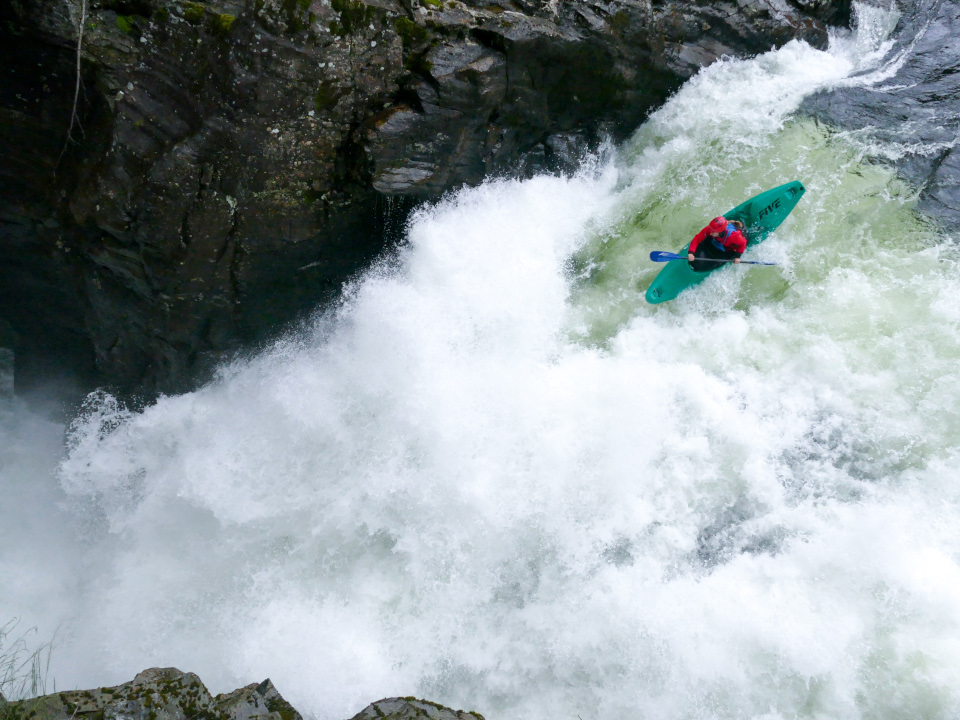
4,4,960,719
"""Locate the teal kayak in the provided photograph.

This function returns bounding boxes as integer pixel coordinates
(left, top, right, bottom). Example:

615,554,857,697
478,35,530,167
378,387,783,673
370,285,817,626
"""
645,181,805,304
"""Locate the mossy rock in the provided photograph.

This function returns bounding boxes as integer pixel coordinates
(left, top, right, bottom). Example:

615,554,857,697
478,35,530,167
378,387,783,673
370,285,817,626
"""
610,9,630,31
393,15,429,48
183,1,205,24
273,0,312,32
315,81,343,110
330,0,380,34
115,13,150,34
209,13,235,36
264,697,297,720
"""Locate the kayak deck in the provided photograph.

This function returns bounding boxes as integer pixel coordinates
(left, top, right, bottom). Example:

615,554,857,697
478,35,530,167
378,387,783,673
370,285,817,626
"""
645,180,805,304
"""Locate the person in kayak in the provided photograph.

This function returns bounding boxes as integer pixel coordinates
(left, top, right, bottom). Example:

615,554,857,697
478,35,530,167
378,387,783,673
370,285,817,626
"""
687,216,747,272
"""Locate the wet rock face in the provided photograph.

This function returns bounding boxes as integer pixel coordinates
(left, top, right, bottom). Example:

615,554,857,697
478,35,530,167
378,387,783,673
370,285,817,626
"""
0,0,844,394
803,0,960,227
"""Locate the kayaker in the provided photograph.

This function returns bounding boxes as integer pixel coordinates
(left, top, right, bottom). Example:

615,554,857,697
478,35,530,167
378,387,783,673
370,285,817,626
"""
687,216,747,272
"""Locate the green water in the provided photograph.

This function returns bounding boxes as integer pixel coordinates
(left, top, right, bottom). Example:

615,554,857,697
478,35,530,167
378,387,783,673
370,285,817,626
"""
569,119,940,347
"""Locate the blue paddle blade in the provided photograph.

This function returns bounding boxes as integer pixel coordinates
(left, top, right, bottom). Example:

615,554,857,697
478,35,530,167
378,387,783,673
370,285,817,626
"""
650,251,683,262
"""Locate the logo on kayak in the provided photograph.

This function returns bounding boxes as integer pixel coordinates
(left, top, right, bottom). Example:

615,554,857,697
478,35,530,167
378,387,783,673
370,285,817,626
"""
758,198,782,220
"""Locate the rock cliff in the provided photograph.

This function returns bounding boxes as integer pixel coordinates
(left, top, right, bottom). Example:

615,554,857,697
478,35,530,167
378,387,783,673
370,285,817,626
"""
0,0,848,394
804,0,960,228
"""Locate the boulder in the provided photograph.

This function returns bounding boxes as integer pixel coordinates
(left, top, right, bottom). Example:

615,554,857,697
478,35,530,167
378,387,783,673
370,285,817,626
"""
348,698,484,720
0,668,300,720
0,671,487,720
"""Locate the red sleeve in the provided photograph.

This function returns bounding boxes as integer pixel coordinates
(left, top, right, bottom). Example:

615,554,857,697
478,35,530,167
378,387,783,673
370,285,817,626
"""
688,226,711,254
726,230,747,254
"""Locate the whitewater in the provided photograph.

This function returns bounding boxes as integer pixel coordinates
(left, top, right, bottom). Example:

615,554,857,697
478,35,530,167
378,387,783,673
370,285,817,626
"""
4,3,960,718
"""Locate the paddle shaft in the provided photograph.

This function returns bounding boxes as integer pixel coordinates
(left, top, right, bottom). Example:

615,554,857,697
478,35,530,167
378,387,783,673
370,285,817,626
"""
649,251,777,266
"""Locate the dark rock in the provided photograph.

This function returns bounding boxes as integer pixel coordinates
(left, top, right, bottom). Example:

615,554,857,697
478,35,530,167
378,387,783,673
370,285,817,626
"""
0,348,13,399
802,0,960,228
0,0,845,395
788,0,852,27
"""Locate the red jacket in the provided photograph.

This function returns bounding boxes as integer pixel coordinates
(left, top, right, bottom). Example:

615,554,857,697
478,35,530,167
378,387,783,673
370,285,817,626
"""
689,222,747,255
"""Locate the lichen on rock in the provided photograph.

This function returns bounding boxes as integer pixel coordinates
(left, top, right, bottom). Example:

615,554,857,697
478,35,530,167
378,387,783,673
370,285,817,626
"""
0,671,487,720
0,669,310,720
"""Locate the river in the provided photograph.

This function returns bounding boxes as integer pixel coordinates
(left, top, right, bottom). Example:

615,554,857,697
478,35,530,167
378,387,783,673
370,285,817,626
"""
3,3,960,718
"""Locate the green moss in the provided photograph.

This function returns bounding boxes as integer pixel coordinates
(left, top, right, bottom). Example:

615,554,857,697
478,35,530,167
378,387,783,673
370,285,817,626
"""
315,81,342,110
183,1,205,24
281,0,311,32
405,52,432,74
330,0,378,34
115,14,135,32
422,0,442,7
264,697,297,720
209,12,235,36
610,9,629,31
393,15,428,47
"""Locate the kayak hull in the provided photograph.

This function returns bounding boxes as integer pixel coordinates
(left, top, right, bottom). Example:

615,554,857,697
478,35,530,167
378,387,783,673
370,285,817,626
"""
645,180,805,304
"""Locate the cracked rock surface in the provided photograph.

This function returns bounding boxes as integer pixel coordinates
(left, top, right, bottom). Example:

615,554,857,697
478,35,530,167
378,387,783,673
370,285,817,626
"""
0,0,847,394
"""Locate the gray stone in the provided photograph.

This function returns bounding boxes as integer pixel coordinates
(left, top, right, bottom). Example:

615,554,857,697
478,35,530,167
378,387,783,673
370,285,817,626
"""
0,667,221,720
215,679,303,720
0,668,305,720
0,671,487,720
349,698,485,720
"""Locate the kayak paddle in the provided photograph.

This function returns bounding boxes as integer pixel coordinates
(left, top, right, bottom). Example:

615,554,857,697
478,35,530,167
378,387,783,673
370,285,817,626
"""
649,251,778,266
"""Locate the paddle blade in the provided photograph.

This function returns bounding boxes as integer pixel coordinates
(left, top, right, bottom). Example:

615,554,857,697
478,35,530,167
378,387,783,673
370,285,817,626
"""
650,251,684,262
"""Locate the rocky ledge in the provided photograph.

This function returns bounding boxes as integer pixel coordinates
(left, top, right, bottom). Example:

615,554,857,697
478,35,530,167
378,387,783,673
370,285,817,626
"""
0,667,482,720
0,0,849,395
803,0,960,228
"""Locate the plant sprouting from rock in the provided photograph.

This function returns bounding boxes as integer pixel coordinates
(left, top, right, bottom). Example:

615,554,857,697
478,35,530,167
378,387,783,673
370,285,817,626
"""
0,619,54,704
